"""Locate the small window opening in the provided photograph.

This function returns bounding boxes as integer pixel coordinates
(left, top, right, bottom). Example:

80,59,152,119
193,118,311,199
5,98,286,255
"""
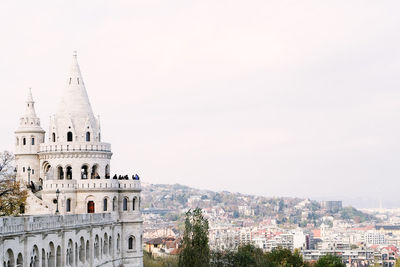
86,132,90,142
52,133,56,142
66,199,71,212
103,198,108,211
66,166,72,179
31,137,35,145
67,132,73,142
123,198,128,211
23,138,26,146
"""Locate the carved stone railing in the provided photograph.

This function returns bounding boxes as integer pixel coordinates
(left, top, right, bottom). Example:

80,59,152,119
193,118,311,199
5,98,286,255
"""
43,179,141,191
39,142,111,153
0,213,114,235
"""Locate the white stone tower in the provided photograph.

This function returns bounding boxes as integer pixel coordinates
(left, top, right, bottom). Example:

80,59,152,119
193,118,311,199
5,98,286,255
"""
12,52,143,267
14,88,45,185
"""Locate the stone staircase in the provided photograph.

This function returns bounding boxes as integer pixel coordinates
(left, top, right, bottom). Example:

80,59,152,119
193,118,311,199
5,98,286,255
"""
25,189,54,215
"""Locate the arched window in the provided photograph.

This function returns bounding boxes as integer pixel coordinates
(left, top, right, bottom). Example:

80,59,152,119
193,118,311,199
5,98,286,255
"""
117,234,120,252
103,198,108,211
66,166,72,179
86,132,90,142
67,132,73,142
86,240,90,262
23,137,26,145
105,165,110,179
132,198,136,211
57,166,64,180
31,137,35,145
17,253,23,267
123,198,128,211
52,132,56,142
66,198,71,212
91,165,99,179
81,165,88,179
128,236,136,250
94,235,99,259
98,133,101,142
113,197,117,211
79,237,85,263
7,249,15,267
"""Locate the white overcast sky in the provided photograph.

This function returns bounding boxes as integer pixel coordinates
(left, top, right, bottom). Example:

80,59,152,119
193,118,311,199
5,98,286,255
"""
1,1,400,207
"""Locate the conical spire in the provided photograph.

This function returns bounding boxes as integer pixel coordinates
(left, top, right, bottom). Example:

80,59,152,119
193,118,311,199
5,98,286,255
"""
16,88,44,132
53,51,100,142
57,51,95,119
24,88,37,118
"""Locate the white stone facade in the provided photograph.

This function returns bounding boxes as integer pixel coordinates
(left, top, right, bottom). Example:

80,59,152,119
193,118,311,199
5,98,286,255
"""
3,52,143,267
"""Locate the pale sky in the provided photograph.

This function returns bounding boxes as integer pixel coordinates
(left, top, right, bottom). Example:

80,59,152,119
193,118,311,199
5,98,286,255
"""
1,1,400,207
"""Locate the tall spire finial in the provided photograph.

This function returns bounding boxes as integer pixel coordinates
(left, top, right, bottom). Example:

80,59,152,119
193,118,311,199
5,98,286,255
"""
27,87,34,103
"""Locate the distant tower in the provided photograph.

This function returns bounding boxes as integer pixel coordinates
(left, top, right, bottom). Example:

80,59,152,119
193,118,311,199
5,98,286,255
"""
14,88,45,185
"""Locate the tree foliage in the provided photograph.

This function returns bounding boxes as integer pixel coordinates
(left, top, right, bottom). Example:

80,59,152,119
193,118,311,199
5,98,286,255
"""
179,208,210,267
210,245,310,267
314,254,345,267
0,151,27,216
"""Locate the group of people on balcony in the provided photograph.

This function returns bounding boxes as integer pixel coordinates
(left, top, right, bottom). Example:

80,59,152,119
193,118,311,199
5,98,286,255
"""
112,174,140,180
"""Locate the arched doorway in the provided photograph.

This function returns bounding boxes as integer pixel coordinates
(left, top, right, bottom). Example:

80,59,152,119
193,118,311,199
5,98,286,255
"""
87,201,95,213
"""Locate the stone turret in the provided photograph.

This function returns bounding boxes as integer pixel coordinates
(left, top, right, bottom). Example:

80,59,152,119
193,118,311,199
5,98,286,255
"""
14,88,45,185
49,51,100,143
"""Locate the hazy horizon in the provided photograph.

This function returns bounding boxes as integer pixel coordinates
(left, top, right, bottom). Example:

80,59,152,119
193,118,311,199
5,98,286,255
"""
1,1,400,209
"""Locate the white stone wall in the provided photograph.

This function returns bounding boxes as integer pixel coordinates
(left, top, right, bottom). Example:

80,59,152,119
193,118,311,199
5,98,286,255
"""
0,214,143,267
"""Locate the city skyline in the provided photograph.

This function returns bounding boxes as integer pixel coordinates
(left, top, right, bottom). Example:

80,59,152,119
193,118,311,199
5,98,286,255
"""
1,1,400,207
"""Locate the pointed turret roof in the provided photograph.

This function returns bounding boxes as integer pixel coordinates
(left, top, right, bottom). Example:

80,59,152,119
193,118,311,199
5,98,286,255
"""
24,88,37,117
56,51,95,120
16,88,44,133
52,51,100,142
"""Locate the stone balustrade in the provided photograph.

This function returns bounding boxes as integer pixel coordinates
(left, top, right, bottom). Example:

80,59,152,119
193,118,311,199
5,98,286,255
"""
0,213,113,236
43,179,141,191
39,142,111,153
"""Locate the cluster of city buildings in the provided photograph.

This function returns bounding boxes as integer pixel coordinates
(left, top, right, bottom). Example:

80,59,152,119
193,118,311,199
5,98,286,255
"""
142,194,400,266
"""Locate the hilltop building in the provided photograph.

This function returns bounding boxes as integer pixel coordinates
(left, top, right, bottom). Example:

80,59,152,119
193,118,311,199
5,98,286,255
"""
1,52,143,267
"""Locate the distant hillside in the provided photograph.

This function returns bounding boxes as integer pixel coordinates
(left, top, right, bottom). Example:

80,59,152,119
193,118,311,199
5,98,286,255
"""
141,183,378,226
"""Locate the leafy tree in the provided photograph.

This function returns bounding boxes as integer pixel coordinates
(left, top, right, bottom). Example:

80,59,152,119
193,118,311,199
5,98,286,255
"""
264,248,305,267
315,254,345,267
233,244,266,267
0,151,27,216
210,245,309,267
179,208,210,267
